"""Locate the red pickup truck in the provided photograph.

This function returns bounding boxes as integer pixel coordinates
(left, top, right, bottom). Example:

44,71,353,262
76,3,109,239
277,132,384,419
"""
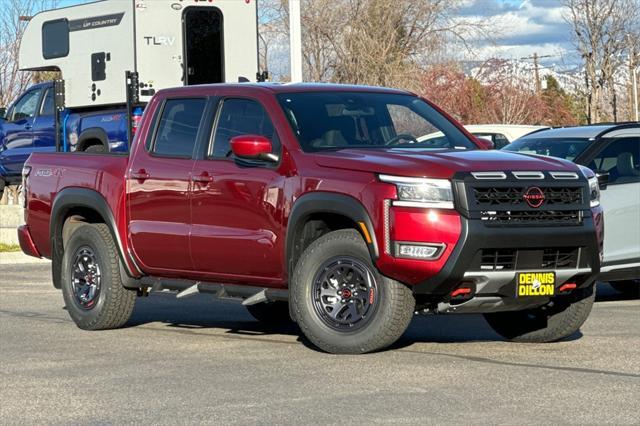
18,84,604,354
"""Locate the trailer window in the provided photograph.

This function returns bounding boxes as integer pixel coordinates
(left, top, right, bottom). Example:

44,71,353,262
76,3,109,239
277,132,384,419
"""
153,98,206,158
183,7,223,85
42,19,69,59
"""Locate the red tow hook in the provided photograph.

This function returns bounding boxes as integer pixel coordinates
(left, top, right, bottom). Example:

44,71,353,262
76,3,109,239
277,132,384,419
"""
450,287,473,299
558,283,577,293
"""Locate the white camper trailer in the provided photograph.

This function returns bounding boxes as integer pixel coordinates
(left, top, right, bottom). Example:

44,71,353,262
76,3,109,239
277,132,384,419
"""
19,0,259,109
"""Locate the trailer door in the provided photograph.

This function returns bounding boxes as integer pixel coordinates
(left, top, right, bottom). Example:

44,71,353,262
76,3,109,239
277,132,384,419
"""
183,7,223,85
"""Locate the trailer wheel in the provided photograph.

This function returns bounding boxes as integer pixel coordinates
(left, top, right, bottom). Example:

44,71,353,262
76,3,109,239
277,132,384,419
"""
291,229,415,354
484,284,595,343
61,223,136,330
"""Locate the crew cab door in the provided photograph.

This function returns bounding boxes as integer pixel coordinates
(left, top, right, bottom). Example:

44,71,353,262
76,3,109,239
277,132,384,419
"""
585,137,640,265
0,87,43,178
127,97,208,272
190,96,286,284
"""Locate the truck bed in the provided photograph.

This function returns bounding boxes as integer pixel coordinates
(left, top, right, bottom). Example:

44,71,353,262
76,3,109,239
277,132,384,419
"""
25,152,129,258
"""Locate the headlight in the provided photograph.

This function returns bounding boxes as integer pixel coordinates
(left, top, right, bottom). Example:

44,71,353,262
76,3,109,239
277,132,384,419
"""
588,176,600,208
379,174,454,209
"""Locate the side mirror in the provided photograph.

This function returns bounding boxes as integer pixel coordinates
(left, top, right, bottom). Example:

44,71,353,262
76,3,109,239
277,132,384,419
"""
230,135,278,163
596,171,609,190
475,136,494,150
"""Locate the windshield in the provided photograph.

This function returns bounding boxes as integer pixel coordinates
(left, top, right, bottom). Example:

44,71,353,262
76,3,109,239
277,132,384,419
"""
502,137,591,161
277,92,477,152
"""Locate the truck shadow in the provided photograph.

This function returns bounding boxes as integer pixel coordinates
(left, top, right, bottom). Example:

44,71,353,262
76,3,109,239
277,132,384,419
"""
125,288,604,348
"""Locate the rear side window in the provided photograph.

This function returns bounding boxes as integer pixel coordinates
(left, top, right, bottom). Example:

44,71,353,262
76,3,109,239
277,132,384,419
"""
42,19,69,59
153,98,206,158
40,89,54,116
210,98,276,158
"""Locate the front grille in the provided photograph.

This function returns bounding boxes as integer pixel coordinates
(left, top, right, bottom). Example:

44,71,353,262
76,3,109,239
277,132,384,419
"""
473,186,582,208
480,210,582,226
473,247,582,271
455,172,589,227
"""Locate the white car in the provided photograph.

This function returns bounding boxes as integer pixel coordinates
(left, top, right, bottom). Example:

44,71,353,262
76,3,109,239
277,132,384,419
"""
465,124,550,149
504,124,640,297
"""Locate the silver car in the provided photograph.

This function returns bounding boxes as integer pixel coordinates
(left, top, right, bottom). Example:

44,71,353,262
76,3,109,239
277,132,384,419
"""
504,124,640,297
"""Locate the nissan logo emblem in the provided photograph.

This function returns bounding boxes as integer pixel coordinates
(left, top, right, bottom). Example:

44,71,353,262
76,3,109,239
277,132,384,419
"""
523,187,545,208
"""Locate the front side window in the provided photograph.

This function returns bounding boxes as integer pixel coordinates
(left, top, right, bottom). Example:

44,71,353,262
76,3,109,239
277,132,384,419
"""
42,19,69,59
11,89,43,121
152,98,206,158
277,92,476,152
590,138,640,184
210,98,276,158
503,137,591,161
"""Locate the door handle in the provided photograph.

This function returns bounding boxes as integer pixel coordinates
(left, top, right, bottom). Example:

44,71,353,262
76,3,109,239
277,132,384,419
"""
192,172,213,184
131,169,150,182
24,124,32,130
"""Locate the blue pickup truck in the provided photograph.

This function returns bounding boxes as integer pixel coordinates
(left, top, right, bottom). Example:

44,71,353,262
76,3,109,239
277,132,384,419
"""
0,81,140,193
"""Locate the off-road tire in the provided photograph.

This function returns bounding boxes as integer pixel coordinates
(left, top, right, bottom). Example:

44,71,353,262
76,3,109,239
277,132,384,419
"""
484,284,596,342
245,301,292,324
61,223,136,330
291,229,415,354
609,280,640,298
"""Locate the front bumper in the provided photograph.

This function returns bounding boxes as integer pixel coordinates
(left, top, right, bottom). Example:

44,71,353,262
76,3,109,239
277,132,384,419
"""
408,213,601,313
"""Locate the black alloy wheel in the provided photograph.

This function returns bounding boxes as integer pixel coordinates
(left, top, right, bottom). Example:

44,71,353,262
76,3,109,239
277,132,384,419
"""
311,257,379,331
70,246,102,310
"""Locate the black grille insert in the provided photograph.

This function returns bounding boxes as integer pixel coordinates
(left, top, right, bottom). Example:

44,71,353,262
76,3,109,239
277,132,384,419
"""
480,249,516,270
474,247,581,271
480,210,582,225
473,186,582,207
542,248,580,269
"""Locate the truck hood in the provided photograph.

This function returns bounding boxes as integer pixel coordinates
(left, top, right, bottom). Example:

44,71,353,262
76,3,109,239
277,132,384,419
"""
312,148,578,179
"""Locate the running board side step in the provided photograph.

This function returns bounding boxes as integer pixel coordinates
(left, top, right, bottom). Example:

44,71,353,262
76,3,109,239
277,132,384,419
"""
141,277,288,304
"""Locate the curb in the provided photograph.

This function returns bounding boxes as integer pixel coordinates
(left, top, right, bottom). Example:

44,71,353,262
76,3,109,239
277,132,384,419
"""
0,251,50,265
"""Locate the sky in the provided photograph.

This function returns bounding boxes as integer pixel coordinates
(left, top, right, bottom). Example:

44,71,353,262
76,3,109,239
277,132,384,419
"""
458,0,577,67
54,0,578,68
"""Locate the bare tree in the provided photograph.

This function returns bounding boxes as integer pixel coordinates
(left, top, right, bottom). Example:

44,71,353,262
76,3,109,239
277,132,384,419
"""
327,0,489,90
261,0,488,89
0,0,58,108
269,0,344,82
258,0,289,79
472,59,546,125
564,0,640,123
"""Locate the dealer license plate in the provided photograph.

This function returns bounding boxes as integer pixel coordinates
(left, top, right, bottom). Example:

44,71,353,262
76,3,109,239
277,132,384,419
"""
516,272,556,297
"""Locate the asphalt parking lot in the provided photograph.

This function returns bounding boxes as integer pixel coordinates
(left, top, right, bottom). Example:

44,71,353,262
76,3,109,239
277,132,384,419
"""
1,262,639,425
